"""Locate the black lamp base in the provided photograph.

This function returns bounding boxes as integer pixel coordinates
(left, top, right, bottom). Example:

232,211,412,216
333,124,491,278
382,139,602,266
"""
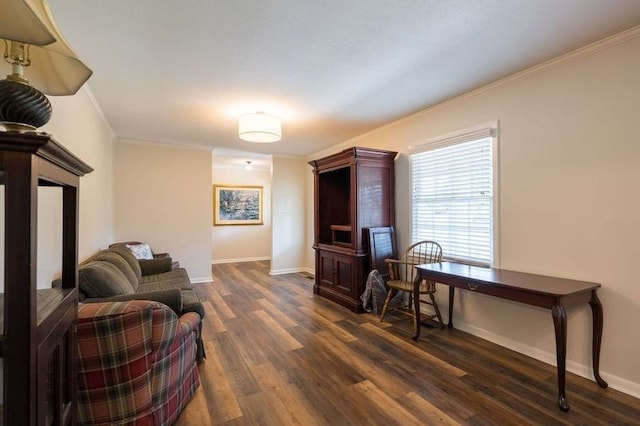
0,78,52,131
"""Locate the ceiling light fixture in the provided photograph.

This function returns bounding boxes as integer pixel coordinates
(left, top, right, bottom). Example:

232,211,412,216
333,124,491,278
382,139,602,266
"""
0,0,92,131
238,112,281,143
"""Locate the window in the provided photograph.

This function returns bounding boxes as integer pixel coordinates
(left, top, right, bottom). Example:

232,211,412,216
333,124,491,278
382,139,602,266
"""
410,124,498,266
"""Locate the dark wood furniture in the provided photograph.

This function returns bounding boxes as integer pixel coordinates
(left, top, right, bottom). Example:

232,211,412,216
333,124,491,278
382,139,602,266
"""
365,226,397,283
309,147,397,313
414,261,608,412
381,241,444,327
0,132,92,425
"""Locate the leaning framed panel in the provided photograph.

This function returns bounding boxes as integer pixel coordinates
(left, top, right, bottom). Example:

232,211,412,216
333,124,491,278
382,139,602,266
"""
213,184,263,225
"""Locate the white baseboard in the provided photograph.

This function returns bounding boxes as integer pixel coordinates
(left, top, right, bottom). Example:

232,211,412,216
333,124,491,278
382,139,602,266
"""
212,256,271,264
190,276,213,284
453,319,640,399
269,266,314,276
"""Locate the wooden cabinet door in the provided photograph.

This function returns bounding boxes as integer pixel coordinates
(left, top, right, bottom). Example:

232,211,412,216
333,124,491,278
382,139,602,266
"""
317,250,354,296
318,250,336,287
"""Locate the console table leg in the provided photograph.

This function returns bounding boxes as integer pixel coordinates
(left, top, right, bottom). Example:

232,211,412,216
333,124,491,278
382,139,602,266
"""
448,286,455,328
552,304,570,412
412,276,421,341
589,291,608,388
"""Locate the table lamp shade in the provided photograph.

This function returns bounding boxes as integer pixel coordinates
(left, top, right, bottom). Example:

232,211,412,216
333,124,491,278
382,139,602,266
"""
0,0,92,96
0,0,56,46
0,0,92,130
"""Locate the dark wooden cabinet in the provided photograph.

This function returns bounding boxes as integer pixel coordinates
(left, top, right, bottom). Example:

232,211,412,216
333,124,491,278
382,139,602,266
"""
0,132,92,425
309,147,396,312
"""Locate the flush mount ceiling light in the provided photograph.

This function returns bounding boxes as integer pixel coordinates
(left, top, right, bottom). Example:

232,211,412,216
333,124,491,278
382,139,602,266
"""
238,112,281,143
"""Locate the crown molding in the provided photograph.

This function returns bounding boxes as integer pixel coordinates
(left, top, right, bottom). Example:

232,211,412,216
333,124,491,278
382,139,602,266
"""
348,25,640,140
82,84,116,138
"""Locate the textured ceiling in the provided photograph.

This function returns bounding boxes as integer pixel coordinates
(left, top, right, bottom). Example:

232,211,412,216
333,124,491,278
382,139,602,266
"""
48,0,640,157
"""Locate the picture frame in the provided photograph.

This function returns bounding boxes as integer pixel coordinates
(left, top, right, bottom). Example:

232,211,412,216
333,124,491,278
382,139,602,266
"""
213,184,263,226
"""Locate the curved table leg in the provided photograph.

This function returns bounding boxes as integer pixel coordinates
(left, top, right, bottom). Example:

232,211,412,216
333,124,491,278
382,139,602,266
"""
412,275,421,341
448,286,455,328
589,290,608,388
552,303,570,412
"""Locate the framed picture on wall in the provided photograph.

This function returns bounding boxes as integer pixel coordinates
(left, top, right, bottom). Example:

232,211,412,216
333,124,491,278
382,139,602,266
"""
213,184,263,225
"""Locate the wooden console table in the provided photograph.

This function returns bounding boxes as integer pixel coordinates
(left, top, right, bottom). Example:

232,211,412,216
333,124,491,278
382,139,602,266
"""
413,262,608,412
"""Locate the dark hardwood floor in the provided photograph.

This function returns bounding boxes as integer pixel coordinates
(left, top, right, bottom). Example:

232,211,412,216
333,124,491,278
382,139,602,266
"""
175,261,640,425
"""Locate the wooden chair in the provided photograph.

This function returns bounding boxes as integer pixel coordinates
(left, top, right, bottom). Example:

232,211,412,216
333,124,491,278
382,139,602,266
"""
380,241,445,331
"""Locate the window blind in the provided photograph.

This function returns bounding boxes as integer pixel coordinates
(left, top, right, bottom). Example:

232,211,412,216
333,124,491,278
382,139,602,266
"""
410,131,495,266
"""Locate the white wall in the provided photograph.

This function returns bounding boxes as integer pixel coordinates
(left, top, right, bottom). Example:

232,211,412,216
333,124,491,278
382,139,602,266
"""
306,30,640,396
270,156,309,274
305,165,316,271
211,161,272,263
46,88,116,260
114,141,212,282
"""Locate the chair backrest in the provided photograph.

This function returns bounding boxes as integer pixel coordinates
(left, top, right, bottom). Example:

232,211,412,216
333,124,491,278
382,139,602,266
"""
366,226,397,282
393,240,443,283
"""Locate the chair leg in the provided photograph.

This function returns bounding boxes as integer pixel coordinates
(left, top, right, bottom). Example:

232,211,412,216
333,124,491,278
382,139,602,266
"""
430,293,445,329
380,288,397,322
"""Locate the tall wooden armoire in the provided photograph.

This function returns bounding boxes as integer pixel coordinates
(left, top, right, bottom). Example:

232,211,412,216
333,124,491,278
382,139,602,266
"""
308,147,397,313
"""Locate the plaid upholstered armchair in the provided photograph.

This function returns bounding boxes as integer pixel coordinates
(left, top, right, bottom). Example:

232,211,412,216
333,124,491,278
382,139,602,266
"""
76,300,201,425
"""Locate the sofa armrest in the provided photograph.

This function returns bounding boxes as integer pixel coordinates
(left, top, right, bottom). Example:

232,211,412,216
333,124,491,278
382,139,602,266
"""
139,257,173,275
83,288,183,317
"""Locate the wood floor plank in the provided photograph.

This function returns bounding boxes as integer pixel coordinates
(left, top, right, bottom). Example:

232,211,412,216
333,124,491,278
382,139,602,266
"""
251,310,303,351
249,362,326,426
313,330,412,399
194,341,243,423
175,261,640,425
202,300,226,333
359,322,467,378
298,305,358,342
302,298,349,323
255,298,298,328
402,391,461,426
172,388,213,426
207,285,236,319
339,379,425,425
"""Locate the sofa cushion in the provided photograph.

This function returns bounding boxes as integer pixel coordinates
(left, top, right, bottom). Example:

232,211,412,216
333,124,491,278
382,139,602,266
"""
138,268,191,288
126,243,154,260
93,250,139,290
79,261,135,298
109,246,143,281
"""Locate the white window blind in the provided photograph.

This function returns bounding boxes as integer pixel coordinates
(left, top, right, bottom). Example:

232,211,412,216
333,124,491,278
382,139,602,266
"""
410,127,496,266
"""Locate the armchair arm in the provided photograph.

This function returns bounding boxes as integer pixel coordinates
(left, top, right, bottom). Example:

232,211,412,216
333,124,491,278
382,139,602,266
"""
139,257,173,275
384,258,410,281
84,288,183,317
76,300,182,425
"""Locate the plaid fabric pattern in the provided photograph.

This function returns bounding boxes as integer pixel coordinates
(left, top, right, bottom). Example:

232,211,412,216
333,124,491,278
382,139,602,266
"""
77,301,201,425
